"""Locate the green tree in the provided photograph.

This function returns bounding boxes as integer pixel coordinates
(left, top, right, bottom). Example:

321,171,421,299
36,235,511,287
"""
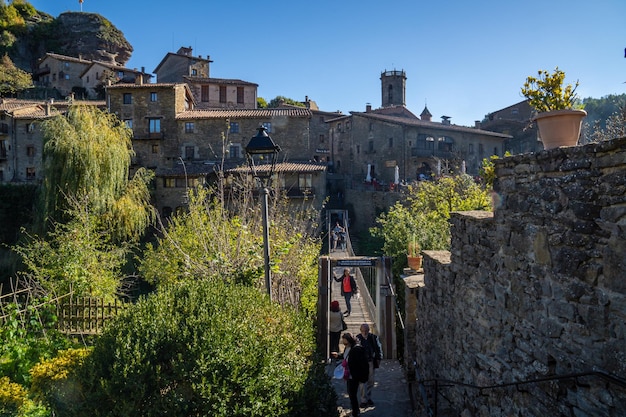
139,185,321,315
0,53,31,96
266,96,305,108
39,105,154,242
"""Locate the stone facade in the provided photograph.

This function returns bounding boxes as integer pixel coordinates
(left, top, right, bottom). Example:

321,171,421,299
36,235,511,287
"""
407,138,626,415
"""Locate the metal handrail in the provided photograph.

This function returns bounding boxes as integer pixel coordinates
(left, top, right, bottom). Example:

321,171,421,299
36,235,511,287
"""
414,368,626,416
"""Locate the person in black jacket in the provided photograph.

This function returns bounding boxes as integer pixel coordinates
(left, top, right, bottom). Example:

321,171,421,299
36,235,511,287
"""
334,268,357,316
356,323,382,407
333,333,369,417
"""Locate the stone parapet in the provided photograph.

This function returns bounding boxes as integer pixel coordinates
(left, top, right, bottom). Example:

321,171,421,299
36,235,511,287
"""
411,137,626,416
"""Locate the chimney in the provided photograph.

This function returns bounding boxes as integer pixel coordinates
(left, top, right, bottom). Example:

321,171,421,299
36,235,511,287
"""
141,66,145,74
475,120,481,128
366,103,372,112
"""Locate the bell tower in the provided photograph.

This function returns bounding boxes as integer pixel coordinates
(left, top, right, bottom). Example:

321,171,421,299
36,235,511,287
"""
380,69,406,108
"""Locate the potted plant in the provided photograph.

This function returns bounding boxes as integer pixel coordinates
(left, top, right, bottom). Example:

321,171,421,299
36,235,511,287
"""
521,67,586,150
407,236,422,271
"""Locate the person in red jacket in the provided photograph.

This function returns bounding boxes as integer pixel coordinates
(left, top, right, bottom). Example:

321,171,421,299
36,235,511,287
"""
334,268,357,316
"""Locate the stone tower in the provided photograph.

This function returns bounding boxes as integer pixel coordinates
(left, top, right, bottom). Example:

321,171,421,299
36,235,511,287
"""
380,69,406,107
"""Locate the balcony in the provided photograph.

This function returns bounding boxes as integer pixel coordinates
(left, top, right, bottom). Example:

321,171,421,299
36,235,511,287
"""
410,148,454,159
132,132,165,140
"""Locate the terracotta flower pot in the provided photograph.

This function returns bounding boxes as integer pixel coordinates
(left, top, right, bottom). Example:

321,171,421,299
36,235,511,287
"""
534,109,587,150
407,255,422,271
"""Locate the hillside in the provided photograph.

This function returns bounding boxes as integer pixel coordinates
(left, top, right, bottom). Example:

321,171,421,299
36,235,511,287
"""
0,2,132,71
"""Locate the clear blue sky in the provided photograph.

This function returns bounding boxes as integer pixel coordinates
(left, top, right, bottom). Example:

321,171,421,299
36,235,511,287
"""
31,0,626,126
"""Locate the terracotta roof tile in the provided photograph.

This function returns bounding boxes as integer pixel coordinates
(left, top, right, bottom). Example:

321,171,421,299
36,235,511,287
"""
183,76,258,86
227,161,327,174
176,108,312,120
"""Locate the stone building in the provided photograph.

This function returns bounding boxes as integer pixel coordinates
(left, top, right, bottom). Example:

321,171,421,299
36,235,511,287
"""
479,99,542,154
0,99,105,184
327,70,511,186
153,46,212,83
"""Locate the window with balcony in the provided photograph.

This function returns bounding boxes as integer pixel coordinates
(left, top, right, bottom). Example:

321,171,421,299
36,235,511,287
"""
123,93,132,104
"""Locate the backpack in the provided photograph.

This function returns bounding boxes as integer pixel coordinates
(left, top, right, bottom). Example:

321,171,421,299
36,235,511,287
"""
348,345,369,383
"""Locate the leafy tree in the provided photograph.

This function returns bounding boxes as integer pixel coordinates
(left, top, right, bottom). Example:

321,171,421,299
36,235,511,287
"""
257,96,267,108
139,185,321,315
266,96,305,108
39,105,155,242
13,199,130,299
59,280,336,417
371,174,491,263
0,53,31,96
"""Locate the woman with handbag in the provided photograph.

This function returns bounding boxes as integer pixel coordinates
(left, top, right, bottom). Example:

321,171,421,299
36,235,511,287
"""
332,333,369,417
329,300,345,355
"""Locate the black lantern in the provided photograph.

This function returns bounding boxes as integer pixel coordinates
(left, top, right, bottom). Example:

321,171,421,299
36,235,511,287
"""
245,126,281,187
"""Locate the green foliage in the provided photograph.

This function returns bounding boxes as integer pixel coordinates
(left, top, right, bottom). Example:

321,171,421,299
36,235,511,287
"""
371,174,492,264
29,347,91,415
521,67,580,113
0,298,72,387
479,152,510,189
0,53,31,95
140,185,321,315
39,105,155,242
257,97,268,108
13,200,130,299
61,280,336,417
266,96,305,108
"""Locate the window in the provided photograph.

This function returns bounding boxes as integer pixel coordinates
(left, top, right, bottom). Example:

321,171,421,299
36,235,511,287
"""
262,122,272,133
65,74,70,80
388,137,393,148
191,69,198,76
124,119,133,129
346,121,351,130
478,144,484,155
151,144,159,154
187,178,200,187
64,62,69,68
469,144,474,154
123,93,132,104
149,118,161,133
219,85,226,103
229,144,241,159
164,178,176,188
26,146,35,157
86,76,89,83
27,123,35,133
237,87,244,104
117,71,124,78
185,122,194,133
150,92,158,102
338,123,343,132
369,123,373,132
494,147,499,156
26,167,35,179
368,140,374,153
229,122,239,133
298,174,312,190
319,134,325,143
0,170,3,181
201,85,209,102
184,146,194,160
356,145,360,154
52,73,56,81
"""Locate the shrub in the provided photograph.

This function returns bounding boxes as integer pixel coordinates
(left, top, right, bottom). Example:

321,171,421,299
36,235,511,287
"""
61,280,336,417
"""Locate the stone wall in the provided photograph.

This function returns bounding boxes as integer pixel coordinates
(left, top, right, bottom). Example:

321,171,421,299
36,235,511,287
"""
409,138,626,416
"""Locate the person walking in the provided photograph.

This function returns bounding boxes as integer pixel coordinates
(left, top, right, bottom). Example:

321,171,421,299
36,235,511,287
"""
331,221,345,251
356,323,382,408
329,300,344,355
334,268,357,316
332,333,369,417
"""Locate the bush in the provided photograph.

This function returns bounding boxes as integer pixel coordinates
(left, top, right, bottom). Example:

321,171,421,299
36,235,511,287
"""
61,280,336,417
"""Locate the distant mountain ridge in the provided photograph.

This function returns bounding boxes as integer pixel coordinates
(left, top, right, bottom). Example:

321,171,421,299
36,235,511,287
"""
0,2,132,72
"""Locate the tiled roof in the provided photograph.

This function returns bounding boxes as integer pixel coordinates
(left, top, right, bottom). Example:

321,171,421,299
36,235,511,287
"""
350,111,512,138
80,62,153,78
106,82,180,89
227,161,327,174
183,76,258,86
156,161,326,178
39,52,91,64
176,108,312,120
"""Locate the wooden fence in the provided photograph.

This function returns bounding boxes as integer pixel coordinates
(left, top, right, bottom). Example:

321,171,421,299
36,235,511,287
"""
57,297,129,335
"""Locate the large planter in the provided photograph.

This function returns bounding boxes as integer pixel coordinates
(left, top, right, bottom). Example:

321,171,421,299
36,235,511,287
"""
534,109,587,150
407,255,422,271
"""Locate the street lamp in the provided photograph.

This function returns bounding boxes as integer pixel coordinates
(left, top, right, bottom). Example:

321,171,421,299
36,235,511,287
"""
245,126,281,300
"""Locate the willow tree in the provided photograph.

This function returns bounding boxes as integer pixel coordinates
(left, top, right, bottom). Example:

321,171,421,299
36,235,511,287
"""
39,104,154,242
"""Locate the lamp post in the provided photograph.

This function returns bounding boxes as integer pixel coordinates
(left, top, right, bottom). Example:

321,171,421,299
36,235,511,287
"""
245,126,281,300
